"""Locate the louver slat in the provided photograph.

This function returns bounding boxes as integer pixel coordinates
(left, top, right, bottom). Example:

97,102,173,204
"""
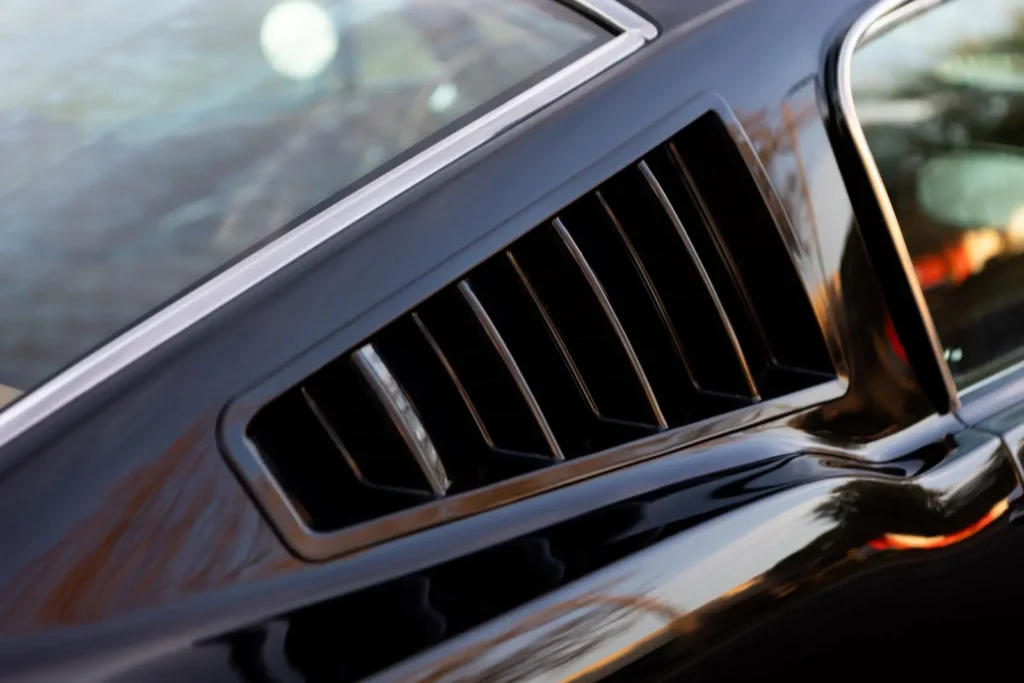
595,164,760,400
551,217,668,428
468,253,656,458
638,160,761,399
352,345,451,495
457,281,564,461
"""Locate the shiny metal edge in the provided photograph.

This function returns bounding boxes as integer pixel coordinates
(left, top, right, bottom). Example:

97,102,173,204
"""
411,312,495,446
637,161,761,399
252,377,847,560
458,281,565,460
552,218,668,428
0,4,657,454
835,0,960,411
976,403,1024,487
300,386,367,482
595,190,701,390
507,251,604,418
572,0,659,40
860,0,945,44
353,344,450,495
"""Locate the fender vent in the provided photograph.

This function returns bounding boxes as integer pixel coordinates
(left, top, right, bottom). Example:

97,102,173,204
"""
238,112,841,557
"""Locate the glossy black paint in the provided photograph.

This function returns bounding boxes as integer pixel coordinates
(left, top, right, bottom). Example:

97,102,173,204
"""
113,430,1020,683
613,431,1024,683
1,0,1021,681
369,429,1020,681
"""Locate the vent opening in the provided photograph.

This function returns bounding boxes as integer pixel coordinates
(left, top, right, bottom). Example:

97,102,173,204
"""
372,317,495,493
469,253,655,457
234,109,841,552
248,373,435,532
415,287,557,458
642,148,774,384
598,163,759,400
509,223,664,427
558,194,701,426
672,113,835,379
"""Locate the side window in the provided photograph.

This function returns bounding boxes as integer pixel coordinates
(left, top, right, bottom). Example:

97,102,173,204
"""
851,0,1024,388
0,0,607,409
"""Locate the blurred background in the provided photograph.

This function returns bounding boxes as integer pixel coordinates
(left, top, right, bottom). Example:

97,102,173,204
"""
854,0,1024,385
0,0,604,402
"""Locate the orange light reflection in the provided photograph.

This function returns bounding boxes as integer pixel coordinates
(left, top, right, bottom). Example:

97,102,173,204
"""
868,498,1009,551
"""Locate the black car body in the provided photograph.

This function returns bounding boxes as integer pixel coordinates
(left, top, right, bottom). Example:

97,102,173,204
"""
1,0,1023,681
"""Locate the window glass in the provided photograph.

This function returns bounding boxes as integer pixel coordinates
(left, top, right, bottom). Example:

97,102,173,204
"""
0,0,608,407
852,0,1024,387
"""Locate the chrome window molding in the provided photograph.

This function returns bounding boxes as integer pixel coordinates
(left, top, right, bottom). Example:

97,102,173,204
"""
0,0,658,454
859,0,945,44
571,0,659,40
834,0,960,410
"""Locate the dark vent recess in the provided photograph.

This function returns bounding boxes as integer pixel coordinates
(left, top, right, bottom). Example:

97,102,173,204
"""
246,112,837,535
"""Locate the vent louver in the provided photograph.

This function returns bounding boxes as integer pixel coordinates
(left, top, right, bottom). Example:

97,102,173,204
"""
240,112,841,554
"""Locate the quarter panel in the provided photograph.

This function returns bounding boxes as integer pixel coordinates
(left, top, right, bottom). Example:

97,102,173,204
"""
0,0,946,681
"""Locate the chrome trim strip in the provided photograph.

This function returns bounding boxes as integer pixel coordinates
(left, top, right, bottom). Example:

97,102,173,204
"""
957,357,1024,427
860,0,945,44
300,386,366,482
571,0,659,40
353,345,451,495
835,0,960,410
638,161,760,399
0,2,658,454
458,281,565,460
553,217,668,428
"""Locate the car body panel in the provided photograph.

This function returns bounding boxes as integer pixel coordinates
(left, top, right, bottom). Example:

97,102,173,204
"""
3,0,1024,681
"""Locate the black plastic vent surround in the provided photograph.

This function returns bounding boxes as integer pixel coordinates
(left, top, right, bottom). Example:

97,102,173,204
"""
243,112,839,546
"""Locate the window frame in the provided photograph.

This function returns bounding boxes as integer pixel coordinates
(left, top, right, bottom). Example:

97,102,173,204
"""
0,0,658,454
838,0,1024,421
835,0,967,409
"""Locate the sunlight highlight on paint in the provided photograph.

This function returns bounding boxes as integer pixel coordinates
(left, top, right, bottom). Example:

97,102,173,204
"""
868,498,1010,551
